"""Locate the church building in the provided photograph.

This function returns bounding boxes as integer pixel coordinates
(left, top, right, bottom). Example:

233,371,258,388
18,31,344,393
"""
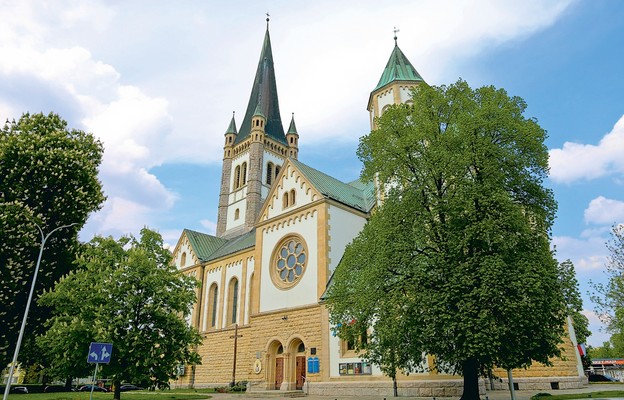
173,21,586,396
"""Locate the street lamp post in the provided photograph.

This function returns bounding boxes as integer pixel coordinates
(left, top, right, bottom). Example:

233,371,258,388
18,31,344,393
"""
3,222,76,400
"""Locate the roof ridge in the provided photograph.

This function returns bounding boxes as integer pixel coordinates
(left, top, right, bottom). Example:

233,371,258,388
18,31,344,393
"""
291,159,375,212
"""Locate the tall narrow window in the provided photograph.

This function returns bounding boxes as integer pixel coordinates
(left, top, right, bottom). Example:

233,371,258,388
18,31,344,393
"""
234,208,240,220
241,162,247,186
267,162,274,185
180,252,187,267
234,165,241,189
283,192,289,209
275,165,281,179
228,278,239,325
290,189,296,206
207,283,218,328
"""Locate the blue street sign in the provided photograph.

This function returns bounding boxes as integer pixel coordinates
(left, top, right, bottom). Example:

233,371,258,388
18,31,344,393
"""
87,342,113,364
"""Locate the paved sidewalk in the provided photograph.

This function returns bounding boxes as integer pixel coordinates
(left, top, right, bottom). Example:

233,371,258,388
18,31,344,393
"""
199,383,624,400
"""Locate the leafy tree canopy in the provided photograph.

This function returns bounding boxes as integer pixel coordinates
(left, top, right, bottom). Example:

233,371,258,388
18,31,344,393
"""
38,228,202,399
326,79,565,400
1,112,105,368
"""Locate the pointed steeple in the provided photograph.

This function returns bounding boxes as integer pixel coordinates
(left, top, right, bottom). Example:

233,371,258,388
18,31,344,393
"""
225,111,237,135
286,112,299,159
235,25,285,145
367,34,424,125
287,113,298,135
373,40,424,92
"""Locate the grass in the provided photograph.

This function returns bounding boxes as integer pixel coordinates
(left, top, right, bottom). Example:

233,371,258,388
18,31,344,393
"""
532,390,624,400
6,391,212,400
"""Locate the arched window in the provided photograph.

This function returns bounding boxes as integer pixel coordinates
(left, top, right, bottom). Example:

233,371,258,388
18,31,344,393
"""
289,189,296,206
234,208,240,220
227,278,239,325
283,192,289,209
267,162,274,185
275,165,281,179
180,252,187,267
207,283,218,328
241,162,247,186
234,165,241,189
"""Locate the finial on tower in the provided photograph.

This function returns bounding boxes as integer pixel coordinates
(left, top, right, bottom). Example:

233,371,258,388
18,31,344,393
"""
266,12,270,29
393,27,400,45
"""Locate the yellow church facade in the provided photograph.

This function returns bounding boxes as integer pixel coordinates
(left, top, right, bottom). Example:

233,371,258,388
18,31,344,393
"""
172,22,587,396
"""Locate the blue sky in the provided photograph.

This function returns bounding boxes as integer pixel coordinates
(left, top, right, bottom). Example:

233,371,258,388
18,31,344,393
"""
1,1,623,347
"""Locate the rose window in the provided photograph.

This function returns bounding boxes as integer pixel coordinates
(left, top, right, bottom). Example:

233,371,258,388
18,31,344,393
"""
272,236,307,288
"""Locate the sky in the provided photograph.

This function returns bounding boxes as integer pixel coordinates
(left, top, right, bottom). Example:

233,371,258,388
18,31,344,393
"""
1,0,623,347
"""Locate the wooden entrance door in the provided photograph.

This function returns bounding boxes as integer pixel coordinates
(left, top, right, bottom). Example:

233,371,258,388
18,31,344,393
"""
295,356,306,390
274,358,284,389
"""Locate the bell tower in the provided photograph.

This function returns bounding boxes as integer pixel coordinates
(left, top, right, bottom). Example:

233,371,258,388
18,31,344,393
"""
367,31,425,130
216,19,298,239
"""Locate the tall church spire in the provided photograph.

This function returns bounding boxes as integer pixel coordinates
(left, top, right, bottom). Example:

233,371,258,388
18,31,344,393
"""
235,24,286,145
216,20,295,239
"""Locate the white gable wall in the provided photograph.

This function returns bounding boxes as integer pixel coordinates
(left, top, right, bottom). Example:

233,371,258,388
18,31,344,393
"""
175,241,194,269
259,210,319,312
265,164,319,221
327,205,367,273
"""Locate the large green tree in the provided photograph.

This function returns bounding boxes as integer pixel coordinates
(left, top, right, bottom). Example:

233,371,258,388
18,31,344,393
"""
0,112,105,369
38,228,202,400
326,80,565,400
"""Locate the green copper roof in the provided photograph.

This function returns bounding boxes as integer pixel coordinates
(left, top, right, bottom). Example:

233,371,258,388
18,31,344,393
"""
373,43,424,92
287,114,298,135
207,229,256,261
182,228,255,262
235,27,286,145
291,159,375,212
184,229,229,261
225,112,237,135
253,103,265,118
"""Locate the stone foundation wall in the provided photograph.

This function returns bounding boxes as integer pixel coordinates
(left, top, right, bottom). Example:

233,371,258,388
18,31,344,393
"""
178,303,323,388
486,375,587,391
309,379,480,397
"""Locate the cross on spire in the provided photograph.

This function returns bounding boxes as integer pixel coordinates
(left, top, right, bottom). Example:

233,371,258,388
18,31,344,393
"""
393,27,400,45
266,12,270,28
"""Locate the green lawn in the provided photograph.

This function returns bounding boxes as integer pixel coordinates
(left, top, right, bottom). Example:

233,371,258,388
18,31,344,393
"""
532,391,624,400
6,392,212,400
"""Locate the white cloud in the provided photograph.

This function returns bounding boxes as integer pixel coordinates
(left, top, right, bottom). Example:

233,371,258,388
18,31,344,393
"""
585,196,624,225
583,309,610,347
552,235,608,271
200,220,217,236
0,0,575,238
550,115,624,184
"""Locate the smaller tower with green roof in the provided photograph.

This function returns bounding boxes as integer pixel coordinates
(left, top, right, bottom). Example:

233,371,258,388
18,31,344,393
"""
367,31,425,129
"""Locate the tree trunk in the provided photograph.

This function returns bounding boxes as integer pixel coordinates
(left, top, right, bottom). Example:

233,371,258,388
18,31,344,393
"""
113,379,121,400
393,375,398,397
459,358,480,400
64,377,73,390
